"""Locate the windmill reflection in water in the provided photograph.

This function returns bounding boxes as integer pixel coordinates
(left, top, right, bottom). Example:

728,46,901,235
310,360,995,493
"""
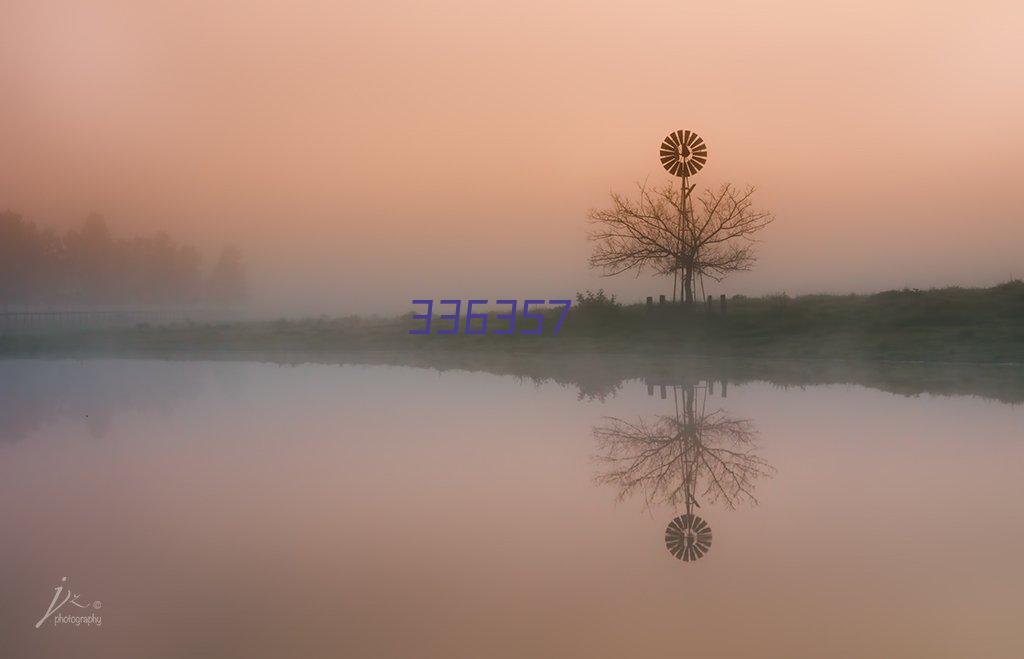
593,379,774,562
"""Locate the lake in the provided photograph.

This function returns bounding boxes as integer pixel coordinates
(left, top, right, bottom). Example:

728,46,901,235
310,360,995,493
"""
2,357,1023,658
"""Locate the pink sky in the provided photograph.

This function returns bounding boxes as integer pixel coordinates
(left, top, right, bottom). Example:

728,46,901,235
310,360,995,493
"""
2,0,1022,313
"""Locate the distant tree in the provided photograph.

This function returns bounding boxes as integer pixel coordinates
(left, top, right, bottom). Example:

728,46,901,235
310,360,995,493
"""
63,214,118,304
174,243,204,303
127,232,204,304
0,211,220,308
587,181,774,305
0,211,62,308
0,212,30,308
205,245,246,305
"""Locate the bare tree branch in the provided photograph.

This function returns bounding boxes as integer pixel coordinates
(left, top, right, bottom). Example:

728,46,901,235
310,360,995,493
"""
593,389,774,511
586,181,774,304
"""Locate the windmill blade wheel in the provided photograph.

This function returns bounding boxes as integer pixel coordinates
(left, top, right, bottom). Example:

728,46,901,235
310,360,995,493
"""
665,514,712,561
659,130,708,177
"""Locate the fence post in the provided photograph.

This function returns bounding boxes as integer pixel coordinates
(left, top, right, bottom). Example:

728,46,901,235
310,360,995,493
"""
658,294,666,306
646,296,653,313
706,295,713,312
720,294,727,314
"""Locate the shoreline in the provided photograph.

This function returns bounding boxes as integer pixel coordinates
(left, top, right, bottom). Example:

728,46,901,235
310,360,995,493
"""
3,343,1023,404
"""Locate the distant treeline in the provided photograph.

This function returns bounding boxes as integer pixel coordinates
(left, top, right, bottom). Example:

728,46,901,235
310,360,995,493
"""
0,211,246,308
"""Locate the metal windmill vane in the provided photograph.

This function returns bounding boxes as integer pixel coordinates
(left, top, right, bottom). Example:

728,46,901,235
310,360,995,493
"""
663,448,714,562
665,513,713,561
663,379,713,562
660,130,708,178
659,129,708,303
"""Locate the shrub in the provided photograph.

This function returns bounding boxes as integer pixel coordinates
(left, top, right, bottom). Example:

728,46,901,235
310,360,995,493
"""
575,289,621,312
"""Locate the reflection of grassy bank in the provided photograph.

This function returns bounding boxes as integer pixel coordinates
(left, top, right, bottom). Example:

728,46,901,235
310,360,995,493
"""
3,282,1024,364
4,345,1024,404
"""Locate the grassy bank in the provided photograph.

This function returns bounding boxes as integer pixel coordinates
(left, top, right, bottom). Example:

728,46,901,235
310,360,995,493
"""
3,282,1024,363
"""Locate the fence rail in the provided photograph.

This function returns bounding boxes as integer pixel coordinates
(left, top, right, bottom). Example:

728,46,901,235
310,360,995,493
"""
0,309,223,335
645,294,729,314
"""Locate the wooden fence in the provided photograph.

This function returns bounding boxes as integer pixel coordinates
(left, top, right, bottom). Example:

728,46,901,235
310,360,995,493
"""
645,294,728,314
0,309,222,335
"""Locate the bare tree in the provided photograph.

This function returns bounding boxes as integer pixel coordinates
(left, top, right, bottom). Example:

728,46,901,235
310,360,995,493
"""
0,212,214,307
587,181,774,305
593,385,773,512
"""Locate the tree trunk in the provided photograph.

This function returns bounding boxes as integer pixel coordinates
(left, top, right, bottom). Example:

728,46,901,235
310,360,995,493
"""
683,266,695,306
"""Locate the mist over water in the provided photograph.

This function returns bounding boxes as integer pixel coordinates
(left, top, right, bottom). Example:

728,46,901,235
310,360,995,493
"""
2,358,1023,658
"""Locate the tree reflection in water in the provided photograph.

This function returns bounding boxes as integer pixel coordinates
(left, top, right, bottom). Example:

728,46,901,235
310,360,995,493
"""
594,382,774,561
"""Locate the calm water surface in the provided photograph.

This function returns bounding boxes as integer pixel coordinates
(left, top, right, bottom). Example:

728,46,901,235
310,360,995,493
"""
1,359,1022,658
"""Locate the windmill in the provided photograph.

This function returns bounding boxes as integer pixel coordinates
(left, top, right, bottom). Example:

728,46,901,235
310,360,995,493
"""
665,512,713,561
659,130,708,303
594,376,770,565
663,381,714,562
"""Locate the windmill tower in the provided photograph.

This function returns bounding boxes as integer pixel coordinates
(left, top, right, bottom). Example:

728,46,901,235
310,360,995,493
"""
659,130,708,303
664,381,714,562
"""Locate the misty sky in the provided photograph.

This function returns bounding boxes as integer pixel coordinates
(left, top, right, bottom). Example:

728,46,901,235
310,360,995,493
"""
2,1,1022,314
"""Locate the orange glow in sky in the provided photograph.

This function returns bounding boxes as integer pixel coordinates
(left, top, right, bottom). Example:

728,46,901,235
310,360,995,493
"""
2,0,1022,312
